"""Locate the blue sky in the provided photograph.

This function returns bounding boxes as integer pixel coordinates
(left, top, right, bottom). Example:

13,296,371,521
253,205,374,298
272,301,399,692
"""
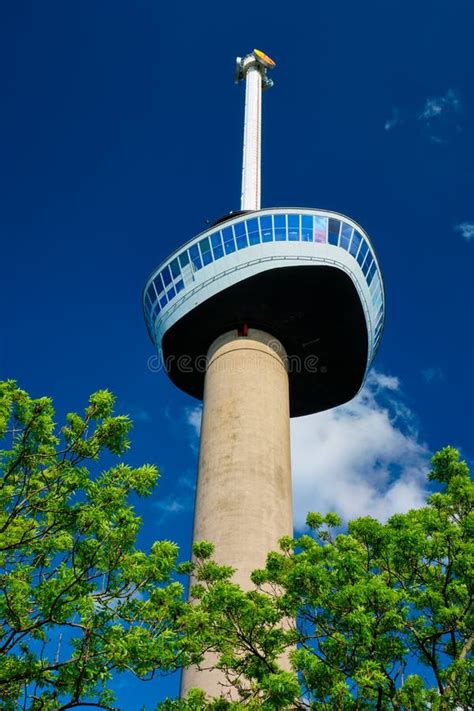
1,0,473,706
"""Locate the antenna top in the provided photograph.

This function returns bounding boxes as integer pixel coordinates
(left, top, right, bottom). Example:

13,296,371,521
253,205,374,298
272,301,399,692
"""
235,49,276,89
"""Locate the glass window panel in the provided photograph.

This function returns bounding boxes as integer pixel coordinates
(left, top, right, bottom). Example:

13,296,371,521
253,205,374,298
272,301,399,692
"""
170,258,180,280
370,272,380,295
199,237,213,266
154,301,161,316
274,214,287,241
222,226,236,254
179,251,190,268
373,292,382,312
287,214,300,241
211,232,222,248
328,218,340,245
189,244,202,270
200,236,211,253
167,285,176,300
159,294,167,308
260,215,273,242
367,261,377,285
371,285,381,306
301,214,313,241
161,265,172,287
145,291,153,309
234,221,248,249
314,216,327,243
246,218,260,245
339,223,353,250
362,253,373,276
211,231,224,260
349,230,362,257
175,279,184,294
356,240,369,266
153,275,164,296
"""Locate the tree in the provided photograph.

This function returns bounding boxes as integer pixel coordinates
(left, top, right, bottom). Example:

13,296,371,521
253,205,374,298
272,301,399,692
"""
2,380,472,709
176,447,473,709
0,381,193,710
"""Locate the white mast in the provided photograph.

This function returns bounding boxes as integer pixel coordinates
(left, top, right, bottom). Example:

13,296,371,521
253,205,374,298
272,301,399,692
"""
235,50,276,211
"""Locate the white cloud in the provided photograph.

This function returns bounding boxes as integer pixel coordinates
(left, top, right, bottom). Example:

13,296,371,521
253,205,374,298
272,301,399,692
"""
418,89,460,121
455,222,474,242
185,406,202,437
369,371,400,390
291,370,429,528
182,373,429,528
153,497,189,515
122,405,152,423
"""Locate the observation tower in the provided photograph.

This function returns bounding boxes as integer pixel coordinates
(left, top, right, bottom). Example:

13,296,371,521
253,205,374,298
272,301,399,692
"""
143,50,385,698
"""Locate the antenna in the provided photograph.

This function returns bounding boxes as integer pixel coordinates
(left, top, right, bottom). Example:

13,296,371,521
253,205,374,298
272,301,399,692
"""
235,49,276,211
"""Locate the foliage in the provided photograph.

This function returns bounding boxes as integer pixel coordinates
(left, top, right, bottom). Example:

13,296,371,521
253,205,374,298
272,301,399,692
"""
175,447,473,709
1,380,472,709
0,381,191,710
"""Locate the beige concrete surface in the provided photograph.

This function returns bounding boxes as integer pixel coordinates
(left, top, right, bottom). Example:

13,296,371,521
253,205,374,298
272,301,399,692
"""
180,329,293,699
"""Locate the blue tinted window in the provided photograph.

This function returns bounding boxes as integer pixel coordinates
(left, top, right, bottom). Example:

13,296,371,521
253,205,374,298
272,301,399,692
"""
288,214,300,241
154,301,161,316
246,218,260,245
350,230,362,257
328,218,340,245
179,251,190,268
161,265,172,287
371,277,381,300
170,258,180,279
211,232,224,260
370,271,380,294
274,214,287,241
222,226,236,254
372,284,381,305
189,244,202,271
362,255,373,276
356,240,368,266
314,216,327,243
301,215,313,241
199,237,213,266
159,294,167,308
234,221,248,249
167,285,176,300
367,261,376,285
145,291,153,309
339,224,353,250
175,279,184,293
260,215,273,242
153,276,164,297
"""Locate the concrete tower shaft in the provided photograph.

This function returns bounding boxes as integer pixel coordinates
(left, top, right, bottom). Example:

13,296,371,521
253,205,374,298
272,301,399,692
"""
180,329,292,697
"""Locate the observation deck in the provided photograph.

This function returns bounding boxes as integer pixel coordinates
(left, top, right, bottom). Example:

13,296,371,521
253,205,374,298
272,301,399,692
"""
143,208,385,417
